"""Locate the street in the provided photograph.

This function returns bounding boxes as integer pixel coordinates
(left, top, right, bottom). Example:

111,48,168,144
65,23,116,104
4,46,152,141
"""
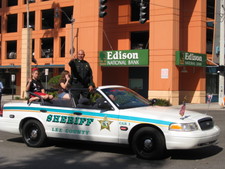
0,107,224,169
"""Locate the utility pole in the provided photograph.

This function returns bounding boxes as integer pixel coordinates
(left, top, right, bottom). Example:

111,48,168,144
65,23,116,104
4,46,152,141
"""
219,0,225,106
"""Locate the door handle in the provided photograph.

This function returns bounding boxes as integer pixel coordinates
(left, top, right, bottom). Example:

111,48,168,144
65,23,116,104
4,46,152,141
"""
73,112,82,116
40,109,47,113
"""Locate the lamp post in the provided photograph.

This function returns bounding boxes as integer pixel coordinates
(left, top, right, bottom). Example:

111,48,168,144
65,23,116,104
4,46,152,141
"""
55,8,75,58
26,0,31,63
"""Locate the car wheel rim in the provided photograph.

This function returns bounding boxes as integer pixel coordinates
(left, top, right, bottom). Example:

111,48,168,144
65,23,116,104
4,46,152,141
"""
30,129,38,140
138,136,154,153
143,138,153,151
26,124,39,142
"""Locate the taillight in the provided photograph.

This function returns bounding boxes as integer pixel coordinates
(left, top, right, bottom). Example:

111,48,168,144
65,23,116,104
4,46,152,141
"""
0,109,2,116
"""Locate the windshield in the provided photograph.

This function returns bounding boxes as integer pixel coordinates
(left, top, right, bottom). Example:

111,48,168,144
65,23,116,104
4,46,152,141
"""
102,87,150,109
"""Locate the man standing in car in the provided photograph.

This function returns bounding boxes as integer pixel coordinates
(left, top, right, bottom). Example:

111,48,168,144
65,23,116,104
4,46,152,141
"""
69,50,95,104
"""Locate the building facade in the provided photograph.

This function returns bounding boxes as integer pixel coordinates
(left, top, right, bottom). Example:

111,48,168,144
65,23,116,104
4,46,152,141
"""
0,0,214,105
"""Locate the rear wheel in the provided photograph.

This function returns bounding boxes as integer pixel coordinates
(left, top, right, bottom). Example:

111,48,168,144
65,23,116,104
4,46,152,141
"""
22,119,46,147
131,127,166,159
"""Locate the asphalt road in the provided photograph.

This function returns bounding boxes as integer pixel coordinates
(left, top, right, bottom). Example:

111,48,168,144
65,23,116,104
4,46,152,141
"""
0,108,224,169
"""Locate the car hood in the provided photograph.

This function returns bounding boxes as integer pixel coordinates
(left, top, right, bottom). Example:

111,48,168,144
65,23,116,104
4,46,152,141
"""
119,106,211,125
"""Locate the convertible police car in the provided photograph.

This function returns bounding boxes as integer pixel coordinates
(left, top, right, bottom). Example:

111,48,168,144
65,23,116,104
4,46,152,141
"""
0,85,220,159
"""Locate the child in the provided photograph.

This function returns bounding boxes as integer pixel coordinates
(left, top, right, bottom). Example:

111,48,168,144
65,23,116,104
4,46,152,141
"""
58,70,71,99
26,68,53,103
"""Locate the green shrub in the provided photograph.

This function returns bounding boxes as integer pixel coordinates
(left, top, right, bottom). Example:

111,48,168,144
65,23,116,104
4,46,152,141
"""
48,75,61,88
15,96,21,100
151,98,171,106
47,75,61,97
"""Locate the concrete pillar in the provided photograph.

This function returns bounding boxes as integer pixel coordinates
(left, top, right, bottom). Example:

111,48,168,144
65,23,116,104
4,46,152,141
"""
149,0,180,105
20,28,32,99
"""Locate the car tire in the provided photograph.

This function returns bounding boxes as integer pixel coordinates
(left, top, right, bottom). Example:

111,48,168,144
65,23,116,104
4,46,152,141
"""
131,127,166,160
22,119,46,147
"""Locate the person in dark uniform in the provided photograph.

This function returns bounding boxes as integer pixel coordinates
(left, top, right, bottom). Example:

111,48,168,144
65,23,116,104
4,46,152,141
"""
69,50,95,104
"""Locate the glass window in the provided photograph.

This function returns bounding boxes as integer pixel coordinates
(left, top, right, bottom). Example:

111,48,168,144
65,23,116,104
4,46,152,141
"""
24,0,35,4
207,29,213,54
0,16,1,33
23,11,35,30
131,31,149,49
42,9,54,29
7,41,17,59
60,37,65,57
131,0,149,22
102,87,150,109
207,0,214,19
7,0,18,7
206,69,218,95
7,14,17,33
56,6,74,28
41,38,53,58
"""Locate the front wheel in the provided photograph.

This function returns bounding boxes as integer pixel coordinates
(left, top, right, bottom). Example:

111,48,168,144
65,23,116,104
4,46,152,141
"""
131,127,166,160
22,119,46,147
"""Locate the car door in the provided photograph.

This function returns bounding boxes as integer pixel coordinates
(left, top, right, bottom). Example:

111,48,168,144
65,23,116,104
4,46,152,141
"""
42,99,119,143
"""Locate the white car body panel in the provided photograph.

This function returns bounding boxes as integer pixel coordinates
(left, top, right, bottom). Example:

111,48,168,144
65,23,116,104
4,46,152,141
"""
0,85,220,151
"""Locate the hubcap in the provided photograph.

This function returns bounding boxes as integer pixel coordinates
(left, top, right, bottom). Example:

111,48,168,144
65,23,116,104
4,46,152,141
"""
30,129,38,139
143,138,153,150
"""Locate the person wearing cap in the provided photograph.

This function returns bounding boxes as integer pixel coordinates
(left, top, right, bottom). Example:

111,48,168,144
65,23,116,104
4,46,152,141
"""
26,68,53,103
68,50,95,104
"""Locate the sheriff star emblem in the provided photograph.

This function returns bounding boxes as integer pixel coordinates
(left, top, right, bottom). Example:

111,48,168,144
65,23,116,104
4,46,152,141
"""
98,116,113,131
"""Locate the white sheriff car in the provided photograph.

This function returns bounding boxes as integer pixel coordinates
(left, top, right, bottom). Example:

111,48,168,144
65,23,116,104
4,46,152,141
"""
0,85,220,159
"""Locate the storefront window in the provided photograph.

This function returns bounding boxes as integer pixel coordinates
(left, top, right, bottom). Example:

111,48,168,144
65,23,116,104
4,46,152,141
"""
130,31,149,98
206,67,219,102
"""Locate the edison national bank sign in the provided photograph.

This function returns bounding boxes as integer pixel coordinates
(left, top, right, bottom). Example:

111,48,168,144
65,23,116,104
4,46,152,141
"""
175,51,206,67
99,49,149,66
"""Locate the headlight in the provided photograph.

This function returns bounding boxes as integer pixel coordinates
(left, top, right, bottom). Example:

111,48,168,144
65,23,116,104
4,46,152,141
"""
169,122,198,132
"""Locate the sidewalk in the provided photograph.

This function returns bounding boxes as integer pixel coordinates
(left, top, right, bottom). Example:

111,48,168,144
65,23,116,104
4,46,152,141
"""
171,102,224,111
1,94,224,110
2,94,25,104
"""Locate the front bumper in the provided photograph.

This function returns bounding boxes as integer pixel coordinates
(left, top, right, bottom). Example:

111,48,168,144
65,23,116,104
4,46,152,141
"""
165,125,220,150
